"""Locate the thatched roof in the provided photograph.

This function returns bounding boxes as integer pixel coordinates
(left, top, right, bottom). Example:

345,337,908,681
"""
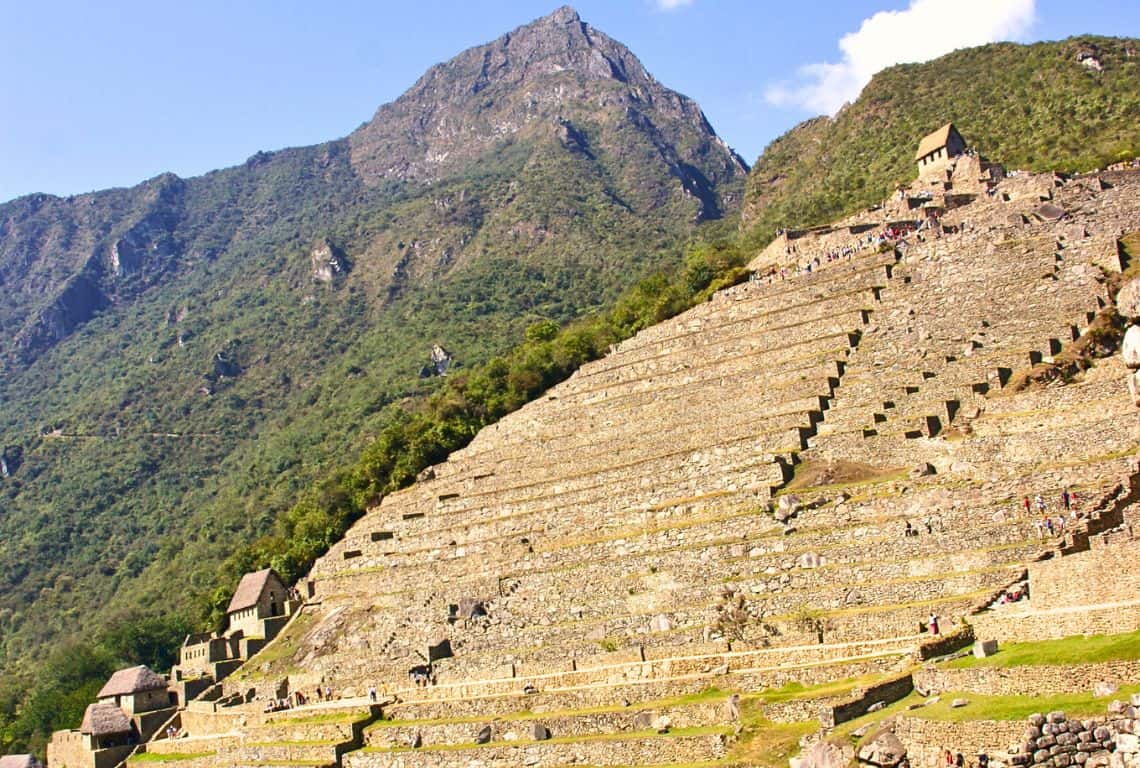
80,703,132,736
915,122,959,160
227,568,282,613
0,755,41,768
97,665,167,698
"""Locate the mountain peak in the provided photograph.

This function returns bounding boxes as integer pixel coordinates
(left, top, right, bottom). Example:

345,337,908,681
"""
545,5,581,25
348,7,745,187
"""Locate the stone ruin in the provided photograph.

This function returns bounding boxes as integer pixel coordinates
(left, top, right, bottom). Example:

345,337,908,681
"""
80,146,1140,767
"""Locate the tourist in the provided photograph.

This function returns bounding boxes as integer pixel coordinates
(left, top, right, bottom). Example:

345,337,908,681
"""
1023,496,1031,514
1034,494,1047,513
928,612,940,636
978,753,989,768
368,685,377,703
1061,487,1071,511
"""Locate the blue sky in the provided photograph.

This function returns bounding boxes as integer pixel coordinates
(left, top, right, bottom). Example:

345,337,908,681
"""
1,0,1136,203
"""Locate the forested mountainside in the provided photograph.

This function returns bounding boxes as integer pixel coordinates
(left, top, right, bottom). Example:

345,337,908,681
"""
0,4,746,713
741,36,1140,244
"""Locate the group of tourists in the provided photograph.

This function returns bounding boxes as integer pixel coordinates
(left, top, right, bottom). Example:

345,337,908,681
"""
1024,487,1081,538
944,748,989,768
903,515,944,538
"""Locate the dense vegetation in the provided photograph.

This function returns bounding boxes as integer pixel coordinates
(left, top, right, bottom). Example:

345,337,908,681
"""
0,223,746,754
742,36,1140,245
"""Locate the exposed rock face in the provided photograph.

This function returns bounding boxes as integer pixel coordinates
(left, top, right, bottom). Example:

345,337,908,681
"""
1117,282,1140,406
348,6,746,212
310,240,351,284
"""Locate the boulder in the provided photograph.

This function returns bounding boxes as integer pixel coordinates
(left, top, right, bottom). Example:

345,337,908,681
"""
800,739,856,768
858,731,907,768
649,614,673,633
1129,370,1140,407
951,698,970,708
1123,325,1140,369
909,462,935,478
652,714,672,734
475,725,492,744
532,723,551,741
1117,277,1140,320
776,495,801,522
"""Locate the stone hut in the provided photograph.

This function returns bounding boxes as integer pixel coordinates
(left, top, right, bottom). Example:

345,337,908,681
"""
96,665,169,715
79,702,134,750
226,568,288,638
915,123,966,177
0,755,43,768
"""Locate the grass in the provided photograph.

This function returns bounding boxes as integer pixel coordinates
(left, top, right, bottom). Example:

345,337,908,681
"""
128,753,215,763
913,685,1140,721
231,611,315,681
945,629,1140,668
780,460,906,495
265,711,368,726
728,716,817,768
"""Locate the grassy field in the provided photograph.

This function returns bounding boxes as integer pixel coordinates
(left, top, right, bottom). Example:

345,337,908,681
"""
946,629,1140,668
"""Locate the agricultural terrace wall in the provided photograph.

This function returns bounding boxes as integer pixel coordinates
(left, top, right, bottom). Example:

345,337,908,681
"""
893,717,1026,768
1028,540,1140,609
915,660,1140,698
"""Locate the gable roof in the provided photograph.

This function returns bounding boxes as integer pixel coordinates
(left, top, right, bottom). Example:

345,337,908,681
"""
80,703,132,736
97,665,167,698
227,568,282,613
0,756,40,768
915,122,958,160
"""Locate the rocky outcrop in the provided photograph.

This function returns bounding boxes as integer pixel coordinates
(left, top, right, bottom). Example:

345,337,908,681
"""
1116,277,1140,406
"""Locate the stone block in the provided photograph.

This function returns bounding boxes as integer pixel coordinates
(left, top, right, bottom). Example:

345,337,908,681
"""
1094,682,1119,698
1049,712,1068,724
1118,734,1140,754
974,639,999,658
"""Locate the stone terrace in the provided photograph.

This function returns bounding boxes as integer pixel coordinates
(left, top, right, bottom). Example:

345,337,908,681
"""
212,170,1140,767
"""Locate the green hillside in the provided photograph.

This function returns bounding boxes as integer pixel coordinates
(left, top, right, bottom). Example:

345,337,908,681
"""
741,36,1140,244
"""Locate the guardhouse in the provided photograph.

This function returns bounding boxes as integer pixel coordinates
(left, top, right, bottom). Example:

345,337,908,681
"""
915,123,966,177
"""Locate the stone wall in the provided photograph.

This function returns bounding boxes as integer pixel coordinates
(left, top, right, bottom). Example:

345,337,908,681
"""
894,717,1027,768
915,660,1140,698
1028,540,1140,609
969,602,1140,644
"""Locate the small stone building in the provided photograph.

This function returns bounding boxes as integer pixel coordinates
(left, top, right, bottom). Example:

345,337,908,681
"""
226,568,288,637
915,123,966,177
96,665,170,715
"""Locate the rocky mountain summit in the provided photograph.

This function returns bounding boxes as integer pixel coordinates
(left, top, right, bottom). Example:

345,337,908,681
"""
350,5,745,198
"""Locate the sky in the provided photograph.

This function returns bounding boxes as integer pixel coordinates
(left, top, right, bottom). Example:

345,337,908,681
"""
1,0,1137,204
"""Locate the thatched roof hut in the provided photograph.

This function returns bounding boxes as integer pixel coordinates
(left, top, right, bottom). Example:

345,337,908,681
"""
97,665,166,698
227,568,285,613
79,703,131,737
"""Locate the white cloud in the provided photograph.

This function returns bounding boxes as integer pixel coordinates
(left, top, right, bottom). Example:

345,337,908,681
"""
654,0,695,11
765,0,1036,115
